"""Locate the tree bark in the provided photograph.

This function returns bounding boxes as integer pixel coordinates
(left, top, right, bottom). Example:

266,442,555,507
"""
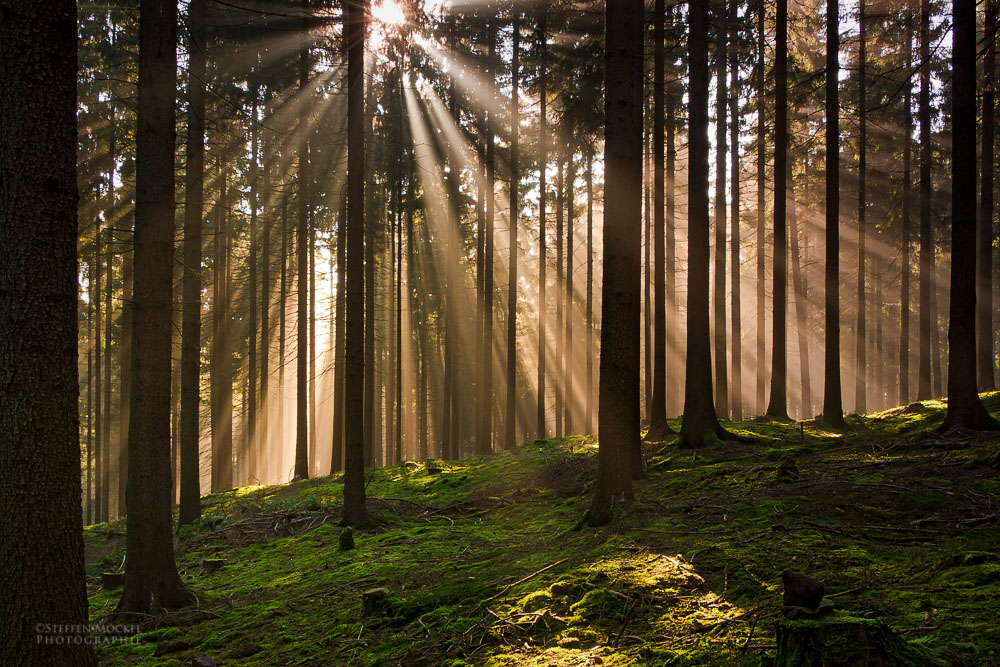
118,0,194,613
979,0,997,391
917,0,932,400
942,0,1000,430
822,0,845,427
588,0,643,526
729,2,742,421
855,0,868,414
179,0,206,525
506,8,520,450
343,0,369,525
0,0,97,658
295,35,310,480
756,0,768,416
536,13,547,440
714,7,730,420
900,0,913,405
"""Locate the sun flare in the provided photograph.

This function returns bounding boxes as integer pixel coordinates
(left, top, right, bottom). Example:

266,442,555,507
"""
372,0,406,27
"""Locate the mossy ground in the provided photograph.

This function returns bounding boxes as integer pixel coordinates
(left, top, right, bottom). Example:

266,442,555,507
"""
85,393,1000,665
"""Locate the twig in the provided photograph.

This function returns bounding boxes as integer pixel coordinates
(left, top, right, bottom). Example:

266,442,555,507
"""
483,558,570,603
895,624,940,635
824,586,862,600
614,598,640,648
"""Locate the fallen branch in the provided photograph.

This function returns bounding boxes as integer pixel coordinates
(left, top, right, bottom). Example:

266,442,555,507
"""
483,558,570,603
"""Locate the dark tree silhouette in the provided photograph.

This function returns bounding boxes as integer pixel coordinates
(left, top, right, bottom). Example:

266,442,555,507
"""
119,0,195,614
588,0,643,526
941,0,1000,431
822,0,845,428
343,0,369,526
179,0,206,527
0,1,97,661
979,0,997,391
917,0,932,400
679,0,726,448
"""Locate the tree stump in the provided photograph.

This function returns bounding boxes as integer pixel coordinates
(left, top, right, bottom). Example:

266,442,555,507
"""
362,588,394,618
101,572,125,589
339,527,355,551
201,558,226,574
775,614,943,666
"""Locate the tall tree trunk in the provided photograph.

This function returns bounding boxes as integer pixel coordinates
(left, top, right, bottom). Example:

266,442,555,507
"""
586,146,595,431
278,193,287,476
588,0,643,526
248,90,259,482
756,0,768,415
555,156,564,437
565,155,575,434
644,115,652,425
917,0,932,400
260,94,272,475
479,24,495,455
855,0,867,414
714,8,729,419
506,9,520,451
118,0,194,613
666,81,677,418
729,2,742,421
536,13,547,439
942,0,1000,429
822,0,845,427
0,1,97,658
332,202,346,472
900,0,912,405
343,0,369,525
179,0,206,525
789,159,812,419
679,0,725,448
979,0,997,390
309,185,317,471
103,216,112,514
767,0,789,420
295,37,310,480
648,0,670,438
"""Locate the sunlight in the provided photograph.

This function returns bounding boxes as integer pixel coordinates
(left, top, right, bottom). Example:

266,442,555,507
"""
372,0,405,26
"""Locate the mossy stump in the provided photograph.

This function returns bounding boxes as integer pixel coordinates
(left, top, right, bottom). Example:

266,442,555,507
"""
101,571,124,589
775,615,941,666
201,558,226,574
362,588,394,618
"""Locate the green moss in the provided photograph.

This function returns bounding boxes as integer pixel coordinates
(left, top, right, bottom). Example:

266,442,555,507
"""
568,589,627,624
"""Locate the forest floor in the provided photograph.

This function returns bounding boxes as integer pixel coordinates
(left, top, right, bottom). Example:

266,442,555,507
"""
85,393,1000,666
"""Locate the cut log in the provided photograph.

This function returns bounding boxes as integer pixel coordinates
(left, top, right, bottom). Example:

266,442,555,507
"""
101,571,125,589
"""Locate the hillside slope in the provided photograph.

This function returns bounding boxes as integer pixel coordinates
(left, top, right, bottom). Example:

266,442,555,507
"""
86,394,1000,665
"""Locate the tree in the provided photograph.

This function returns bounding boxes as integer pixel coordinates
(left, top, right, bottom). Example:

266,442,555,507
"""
714,5,730,420
899,0,913,405
941,0,1000,431
179,0,206,527
118,0,194,613
822,0,845,428
729,0,742,421
766,0,789,420
295,30,310,480
679,0,727,448
755,0,768,415
855,0,868,414
588,0,643,526
978,0,997,391
536,11,548,440
916,0,932,400
506,5,520,451
0,1,97,661
648,0,671,439
343,0,369,526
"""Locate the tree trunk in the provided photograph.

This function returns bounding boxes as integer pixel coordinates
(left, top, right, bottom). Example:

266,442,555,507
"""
756,0,768,416
789,161,812,419
506,9,519,450
587,0,643,526
278,193,287,477
917,0,932,400
855,0,867,414
648,0,670,438
179,0,206,525
679,0,726,448
586,146,595,432
565,155,576,435
0,1,97,658
537,13,547,440
767,0,789,420
900,1,913,405
714,8,730,420
332,201,346,472
729,3,742,421
942,0,1000,430
295,36,310,480
979,0,997,391
666,80,677,418
248,89,259,482
556,155,564,437
343,0,369,525
118,0,194,613
822,0,845,427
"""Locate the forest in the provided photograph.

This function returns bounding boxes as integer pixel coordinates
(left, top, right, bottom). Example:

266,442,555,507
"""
1,0,999,664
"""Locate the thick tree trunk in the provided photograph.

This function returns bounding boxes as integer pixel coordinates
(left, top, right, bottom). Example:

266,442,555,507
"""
0,1,97,659
680,0,726,448
179,0,206,526
756,0,768,416
942,0,1000,430
979,0,997,390
588,0,643,526
118,0,194,613
822,0,845,427
343,0,369,525
729,4,742,421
